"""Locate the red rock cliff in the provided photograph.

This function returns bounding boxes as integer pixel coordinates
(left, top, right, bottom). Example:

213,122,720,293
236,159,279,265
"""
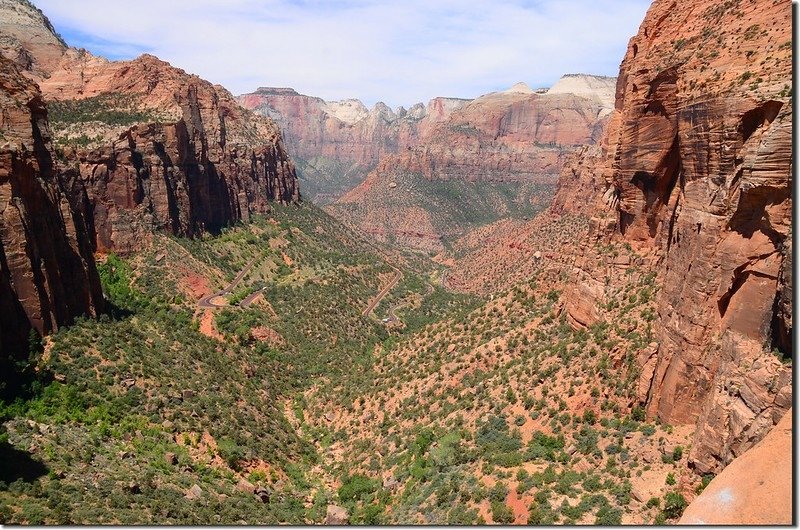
39,53,300,253
241,79,614,204
238,87,468,203
556,0,792,473
325,81,615,251
0,0,300,253
0,56,103,356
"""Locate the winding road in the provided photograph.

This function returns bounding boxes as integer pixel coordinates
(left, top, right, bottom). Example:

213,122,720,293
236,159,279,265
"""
197,259,258,309
202,255,442,324
383,281,434,324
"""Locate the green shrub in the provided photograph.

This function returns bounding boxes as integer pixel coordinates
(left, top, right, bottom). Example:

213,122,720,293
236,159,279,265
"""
661,492,687,519
338,474,379,503
595,505,622,525
488,482,508,504
491,501,514,524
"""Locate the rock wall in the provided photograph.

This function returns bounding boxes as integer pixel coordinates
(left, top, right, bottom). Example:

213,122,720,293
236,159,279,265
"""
556,0,792,473
0,56,103,356
240,77,615,204
238,88,468,203
0,0,65,75
38,54,300,253
679,409,792,524
0,1,300,254
325,84,615,251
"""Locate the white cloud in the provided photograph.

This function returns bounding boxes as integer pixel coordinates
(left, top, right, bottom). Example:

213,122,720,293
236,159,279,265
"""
35,0,650,108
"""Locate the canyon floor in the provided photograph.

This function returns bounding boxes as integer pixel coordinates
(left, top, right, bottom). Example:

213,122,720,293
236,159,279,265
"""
0,203,716,525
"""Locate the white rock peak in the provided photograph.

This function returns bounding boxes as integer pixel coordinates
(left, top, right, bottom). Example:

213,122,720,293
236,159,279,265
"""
504,82,534,94
322,99,370,125
546,74,617,116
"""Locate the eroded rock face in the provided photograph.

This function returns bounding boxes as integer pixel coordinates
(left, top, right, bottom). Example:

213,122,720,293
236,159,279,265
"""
0,56,103,355
0,2,300,254
238,88,468,203
555,0,792,473
0,0,65,75
240,75,615,207
38,54,300,253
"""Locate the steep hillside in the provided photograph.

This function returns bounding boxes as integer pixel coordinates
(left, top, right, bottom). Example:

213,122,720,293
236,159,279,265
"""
300,237,703,524
0,0,300,254
0,203,476,524
551,0,792,473
386,0,792,520
0,55,103,389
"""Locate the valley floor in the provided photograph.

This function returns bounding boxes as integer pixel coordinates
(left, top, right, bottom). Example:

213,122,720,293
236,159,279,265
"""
0,204,710,524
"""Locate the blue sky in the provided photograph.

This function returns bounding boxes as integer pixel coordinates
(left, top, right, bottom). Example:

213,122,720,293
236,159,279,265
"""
37,0,651,108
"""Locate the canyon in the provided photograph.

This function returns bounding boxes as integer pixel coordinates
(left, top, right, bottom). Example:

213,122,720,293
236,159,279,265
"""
0,0,792,525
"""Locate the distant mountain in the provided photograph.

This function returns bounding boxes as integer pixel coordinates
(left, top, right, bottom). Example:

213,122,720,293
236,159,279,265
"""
324,77,615,252
238,87,472,203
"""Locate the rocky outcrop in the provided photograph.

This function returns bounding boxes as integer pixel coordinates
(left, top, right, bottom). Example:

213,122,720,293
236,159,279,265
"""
679,409,792,525
546,74,617,117
42,54,299,253
0,1,300,254
0,56,103,357
0,0,66,76
556,0,792,473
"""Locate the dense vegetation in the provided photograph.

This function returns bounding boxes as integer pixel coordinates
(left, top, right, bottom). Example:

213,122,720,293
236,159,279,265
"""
48,93,163,127
0,204,693,525
327,174,556,253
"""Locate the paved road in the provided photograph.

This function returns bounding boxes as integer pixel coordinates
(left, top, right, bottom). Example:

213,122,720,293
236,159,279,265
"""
239,289,264,308
362,269,402,317
384,280,434,324
197,259,258,309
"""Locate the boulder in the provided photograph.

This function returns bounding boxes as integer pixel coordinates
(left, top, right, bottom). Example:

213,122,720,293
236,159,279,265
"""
185,484,203,501
236,478,255,495
325,504,349,525
254,486,270,504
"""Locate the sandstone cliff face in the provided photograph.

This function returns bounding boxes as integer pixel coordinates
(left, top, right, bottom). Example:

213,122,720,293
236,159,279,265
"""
0,56,103,356
39,54,300,252
0,0,65,76
387,88,610,183
556,0,792,473
237,87,468,203
325,81,614,251
0,0,300,254
679,409,792,525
